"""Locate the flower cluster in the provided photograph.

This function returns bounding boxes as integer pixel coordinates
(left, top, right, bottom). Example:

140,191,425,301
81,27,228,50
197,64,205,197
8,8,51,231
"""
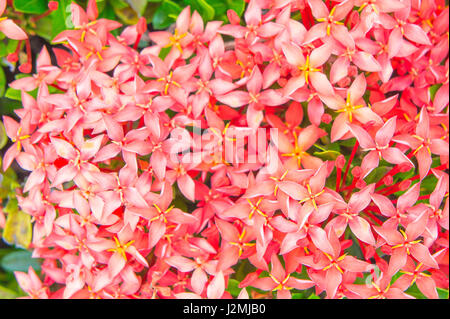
4,0,449,299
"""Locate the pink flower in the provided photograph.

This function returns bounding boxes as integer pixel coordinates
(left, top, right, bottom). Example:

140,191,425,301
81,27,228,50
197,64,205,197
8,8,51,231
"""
0,0,27,40
282,42,334,96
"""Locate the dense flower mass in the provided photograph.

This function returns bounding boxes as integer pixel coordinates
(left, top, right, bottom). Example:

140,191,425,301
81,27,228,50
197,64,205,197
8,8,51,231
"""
2,0,449,299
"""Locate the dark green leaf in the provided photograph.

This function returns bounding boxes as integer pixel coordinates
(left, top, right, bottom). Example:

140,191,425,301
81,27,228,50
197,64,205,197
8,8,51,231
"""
190,0,215,21
226,0,245,16
152,0,182,30
98,1,116,20
0,67,5,97
205,0,227,16
35,15,54,41
49,0,73,40
13,0,48,14
0,97,23,115
1,250,41,273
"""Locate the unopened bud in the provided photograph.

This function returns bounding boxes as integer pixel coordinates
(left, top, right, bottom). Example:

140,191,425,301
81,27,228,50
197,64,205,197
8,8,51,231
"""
398,162,412,173
352,166,362,179
254,52,263,65
227,9,240,25
277,78,287,87
337,77,351,88
355,179,366,189
364,245,376,260
322,113,332,124
18,62,31,73
399,180,412,191
383,175,393,186
7,52,18,63
336,154,346,169
48,1,58,10
137,17,147,34
348,66,358,77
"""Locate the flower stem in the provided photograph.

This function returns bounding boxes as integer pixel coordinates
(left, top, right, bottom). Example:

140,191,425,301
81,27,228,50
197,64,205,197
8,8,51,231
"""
340,141,359,190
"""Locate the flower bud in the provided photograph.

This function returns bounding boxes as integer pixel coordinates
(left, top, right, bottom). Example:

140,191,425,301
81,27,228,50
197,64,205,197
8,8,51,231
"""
337,77,351,88
18,62,31,73
348,66,358,77
227,9,240,25
352,166,362,179
398,180,412,191
355,179,366,189
7,52,19,63
336,154,346,169
277,78,287,87
48,1,58,10
137,17,147,34
321,113,332,124
383,175,393,186
398,162,412,173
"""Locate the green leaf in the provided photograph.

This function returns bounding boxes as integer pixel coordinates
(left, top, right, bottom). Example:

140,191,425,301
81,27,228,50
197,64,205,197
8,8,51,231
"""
205,0,227,17
112,0,139,24
2,208,33,249
226,0,245,16
0,250,41,273
190,0,215,21
126,0,148,16
430,84,442,101
4,87,22,101
364,166,390,184
13,0,48,14
49,0,73,40
0,121,8,149
420,173,438,195
292,292,304,299
98,0,116,20
405,283,427,299
0,42,6,57
6,39,19,55
226,279,241,297
109,0,130,10
0,285,17,299
313,150,341,161
437,288,449,299
0,67,5,97
152,0,182,30
0,97,23,116
4,74,36,102
307,293,320,299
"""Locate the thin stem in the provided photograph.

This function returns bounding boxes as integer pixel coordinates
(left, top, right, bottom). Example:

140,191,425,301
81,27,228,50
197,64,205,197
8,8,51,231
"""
341,141,359,190
336,166,342,192
134,34,143,50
